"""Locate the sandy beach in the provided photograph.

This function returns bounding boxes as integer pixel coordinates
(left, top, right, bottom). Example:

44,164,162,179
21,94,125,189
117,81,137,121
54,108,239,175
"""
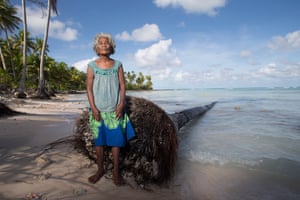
0,95,181,200
0,93,300,200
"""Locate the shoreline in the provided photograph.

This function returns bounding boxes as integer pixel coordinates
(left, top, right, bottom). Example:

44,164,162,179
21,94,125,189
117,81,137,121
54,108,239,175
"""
1,92,300,199
0,94,181,200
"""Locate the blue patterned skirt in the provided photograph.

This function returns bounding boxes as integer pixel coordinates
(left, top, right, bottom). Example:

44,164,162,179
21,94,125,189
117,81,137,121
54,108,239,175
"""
89,111,135,147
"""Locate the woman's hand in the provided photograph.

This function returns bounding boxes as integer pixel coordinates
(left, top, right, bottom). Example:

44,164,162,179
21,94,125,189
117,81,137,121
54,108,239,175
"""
115,104,124,120
91,107,101,121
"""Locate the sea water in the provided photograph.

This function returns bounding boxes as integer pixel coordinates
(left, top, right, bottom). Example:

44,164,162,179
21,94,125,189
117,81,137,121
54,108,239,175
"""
128,88,300,200
77,88,300,199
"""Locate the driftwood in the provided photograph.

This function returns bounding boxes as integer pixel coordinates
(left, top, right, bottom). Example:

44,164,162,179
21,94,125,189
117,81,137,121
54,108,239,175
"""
0,102,22,118
74,96,216,184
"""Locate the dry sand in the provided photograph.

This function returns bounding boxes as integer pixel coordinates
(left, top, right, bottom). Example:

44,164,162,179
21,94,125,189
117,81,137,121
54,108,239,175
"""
0,95,181,200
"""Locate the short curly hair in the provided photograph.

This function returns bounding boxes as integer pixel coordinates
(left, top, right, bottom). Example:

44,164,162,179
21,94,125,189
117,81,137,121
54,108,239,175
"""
93,33,116,55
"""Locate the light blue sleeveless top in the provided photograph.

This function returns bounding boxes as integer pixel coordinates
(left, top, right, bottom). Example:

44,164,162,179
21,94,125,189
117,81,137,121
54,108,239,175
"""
88,60,121,112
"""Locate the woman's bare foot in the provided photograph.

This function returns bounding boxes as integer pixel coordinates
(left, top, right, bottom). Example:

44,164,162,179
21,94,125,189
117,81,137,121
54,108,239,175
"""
88,170,104,184
113,174,126,186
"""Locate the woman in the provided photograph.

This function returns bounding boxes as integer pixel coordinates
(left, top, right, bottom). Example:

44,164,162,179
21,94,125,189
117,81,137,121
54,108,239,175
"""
86,33,135,185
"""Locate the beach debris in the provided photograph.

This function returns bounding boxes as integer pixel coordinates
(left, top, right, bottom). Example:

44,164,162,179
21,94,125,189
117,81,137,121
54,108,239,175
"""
73,187,87,196
74,96,215,185
15,179,34,184
25,192,47,200
35,156,51,166
33,172,51,181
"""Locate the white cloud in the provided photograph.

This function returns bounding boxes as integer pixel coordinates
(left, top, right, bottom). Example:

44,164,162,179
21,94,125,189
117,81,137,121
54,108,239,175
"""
257,63,278,77
174,70,187,81
116,24,162,42
134,39,181,68
17,5,78,41
153,0,227,15
72,57,97,72
256,63,300,78
176,69,221,82
268,30,300,51
151,68,172,80
168,60,300,88
49,20,78,41
173,69,200,82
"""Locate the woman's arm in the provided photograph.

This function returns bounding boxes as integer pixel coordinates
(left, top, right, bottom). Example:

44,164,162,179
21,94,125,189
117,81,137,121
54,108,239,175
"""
116,65,125,119
86,66,101,121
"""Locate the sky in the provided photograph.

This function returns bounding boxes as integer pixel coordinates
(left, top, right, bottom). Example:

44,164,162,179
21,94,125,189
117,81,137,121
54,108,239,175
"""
11,0,300,89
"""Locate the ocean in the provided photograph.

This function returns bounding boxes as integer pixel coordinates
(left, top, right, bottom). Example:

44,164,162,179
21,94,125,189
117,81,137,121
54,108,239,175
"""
75,88,300,199
127,88,300,200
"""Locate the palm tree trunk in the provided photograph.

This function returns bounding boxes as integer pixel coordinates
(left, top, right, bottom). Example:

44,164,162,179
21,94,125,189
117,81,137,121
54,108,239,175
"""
5,30,16,81
169,101,217,130
38,0,52,98
16,0,27,98
0,46,6,70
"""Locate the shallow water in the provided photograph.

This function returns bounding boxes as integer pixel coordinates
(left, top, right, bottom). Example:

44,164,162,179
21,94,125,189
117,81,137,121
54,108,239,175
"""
128,88,300,200
76,88,300,199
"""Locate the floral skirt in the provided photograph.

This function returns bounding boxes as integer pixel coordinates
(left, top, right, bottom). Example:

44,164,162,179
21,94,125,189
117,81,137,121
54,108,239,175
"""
89,111,135,147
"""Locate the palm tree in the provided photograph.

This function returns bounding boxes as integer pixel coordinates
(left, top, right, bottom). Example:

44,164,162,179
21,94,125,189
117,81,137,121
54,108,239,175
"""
26,37,49,89
15,0,28,98
0,41,5,70
32,37,48,55
145,75,152,89
136,72,145,88
0,0,21,77
37,0,57,98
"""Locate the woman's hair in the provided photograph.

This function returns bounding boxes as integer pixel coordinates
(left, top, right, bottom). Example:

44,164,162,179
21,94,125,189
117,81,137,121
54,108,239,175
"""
93,33,116,55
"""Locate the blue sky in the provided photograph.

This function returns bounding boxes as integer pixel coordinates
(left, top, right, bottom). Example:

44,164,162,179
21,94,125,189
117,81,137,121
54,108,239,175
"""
12,0,300,89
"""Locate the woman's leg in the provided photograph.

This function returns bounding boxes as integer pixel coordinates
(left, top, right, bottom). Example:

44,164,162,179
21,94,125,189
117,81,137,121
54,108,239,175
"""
88,146,104,184
112,147,125,185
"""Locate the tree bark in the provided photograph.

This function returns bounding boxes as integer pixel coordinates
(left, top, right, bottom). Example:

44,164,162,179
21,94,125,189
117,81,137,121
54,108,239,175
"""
5,30,17,81
169,101,216,131
16,0,28,98
37,0,52,99
0,46,6,71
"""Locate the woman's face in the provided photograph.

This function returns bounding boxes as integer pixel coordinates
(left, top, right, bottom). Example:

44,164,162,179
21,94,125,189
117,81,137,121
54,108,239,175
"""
97,37,111,55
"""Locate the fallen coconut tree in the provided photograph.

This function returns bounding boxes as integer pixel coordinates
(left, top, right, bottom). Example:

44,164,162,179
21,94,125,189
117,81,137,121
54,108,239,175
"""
74,96,216,184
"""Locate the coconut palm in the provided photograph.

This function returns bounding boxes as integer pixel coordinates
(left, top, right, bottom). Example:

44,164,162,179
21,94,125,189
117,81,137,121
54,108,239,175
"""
0,40,5,70
32,37,48,55
37,0,57,98
145,75,152,89
14,0,29,98
12,30,35,96
26,37,49,89
11,30,35,54
0,0,21,78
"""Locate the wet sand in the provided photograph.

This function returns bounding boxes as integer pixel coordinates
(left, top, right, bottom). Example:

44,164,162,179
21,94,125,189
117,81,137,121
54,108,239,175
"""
0,95,180,200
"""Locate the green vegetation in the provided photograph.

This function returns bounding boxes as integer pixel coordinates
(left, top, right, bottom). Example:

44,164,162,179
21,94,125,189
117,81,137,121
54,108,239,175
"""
0,0,152,97
124,71,152,90
0,30,87,92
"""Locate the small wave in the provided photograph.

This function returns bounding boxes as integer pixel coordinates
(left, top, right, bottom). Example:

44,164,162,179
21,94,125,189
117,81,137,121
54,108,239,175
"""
188,151,258,167
187,151,300,180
